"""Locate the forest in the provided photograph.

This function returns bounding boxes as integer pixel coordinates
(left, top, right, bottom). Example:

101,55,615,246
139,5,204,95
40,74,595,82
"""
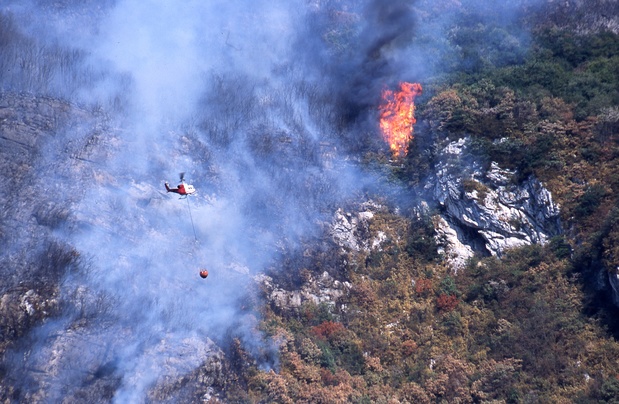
1,0,619,403
229,2,619,403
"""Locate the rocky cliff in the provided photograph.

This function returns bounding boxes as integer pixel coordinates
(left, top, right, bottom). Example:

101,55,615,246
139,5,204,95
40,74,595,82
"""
431,138,562,268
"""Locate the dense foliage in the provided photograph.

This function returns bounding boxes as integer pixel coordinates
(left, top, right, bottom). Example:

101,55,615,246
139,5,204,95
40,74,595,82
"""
229,4,619,403
232,211,619,403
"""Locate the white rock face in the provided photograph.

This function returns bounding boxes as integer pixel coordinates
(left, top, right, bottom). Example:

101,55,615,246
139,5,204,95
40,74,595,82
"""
331,209,366,251
330,201,385,252
431,138,562,265
435,216,475,271
256,271,351,311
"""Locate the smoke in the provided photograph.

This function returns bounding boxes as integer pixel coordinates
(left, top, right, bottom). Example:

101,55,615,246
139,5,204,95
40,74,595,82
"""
1,0,373,400
0,0,544,400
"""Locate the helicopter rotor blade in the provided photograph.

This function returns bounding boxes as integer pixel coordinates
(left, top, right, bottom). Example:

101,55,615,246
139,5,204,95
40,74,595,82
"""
179,172,185,182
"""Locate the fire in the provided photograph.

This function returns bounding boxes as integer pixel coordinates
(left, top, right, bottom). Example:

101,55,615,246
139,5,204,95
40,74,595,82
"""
379,82,422,157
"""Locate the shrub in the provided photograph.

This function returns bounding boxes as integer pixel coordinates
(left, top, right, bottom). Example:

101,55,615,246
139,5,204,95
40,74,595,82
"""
548,236,572,259
439,276,459,296
462,179,489,201
311,321,346,341
436,294,459,312
414,278,433,295
574,184,606,218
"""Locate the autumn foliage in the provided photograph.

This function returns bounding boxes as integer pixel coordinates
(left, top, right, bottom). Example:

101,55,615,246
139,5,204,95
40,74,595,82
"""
414,278,433,295
436,293,458,312
230,11,619,404
310,321,346,341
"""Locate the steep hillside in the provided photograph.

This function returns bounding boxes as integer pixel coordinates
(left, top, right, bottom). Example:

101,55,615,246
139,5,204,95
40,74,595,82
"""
1,0,619,403
0,93,112,352
230,1,619,402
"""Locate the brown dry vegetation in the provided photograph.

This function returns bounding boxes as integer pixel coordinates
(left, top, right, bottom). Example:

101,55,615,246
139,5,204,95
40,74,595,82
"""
230,13,619,404
234,207,619,402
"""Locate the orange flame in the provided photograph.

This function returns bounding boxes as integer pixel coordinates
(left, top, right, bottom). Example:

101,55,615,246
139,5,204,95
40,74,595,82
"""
379,82,422,157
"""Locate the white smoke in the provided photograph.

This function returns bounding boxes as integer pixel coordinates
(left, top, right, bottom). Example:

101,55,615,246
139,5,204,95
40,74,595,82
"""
1,0,381,400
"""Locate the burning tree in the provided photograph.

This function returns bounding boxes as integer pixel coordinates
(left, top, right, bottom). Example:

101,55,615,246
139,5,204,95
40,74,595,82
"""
379,82,422,157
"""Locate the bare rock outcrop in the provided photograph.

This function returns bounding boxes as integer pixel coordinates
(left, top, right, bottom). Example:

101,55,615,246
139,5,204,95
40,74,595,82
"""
329,201,387,252
431,138,562,267
257,271,351,312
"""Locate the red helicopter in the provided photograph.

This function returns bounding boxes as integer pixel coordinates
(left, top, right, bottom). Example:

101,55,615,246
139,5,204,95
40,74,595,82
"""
165,172,196,197
165,173,205,279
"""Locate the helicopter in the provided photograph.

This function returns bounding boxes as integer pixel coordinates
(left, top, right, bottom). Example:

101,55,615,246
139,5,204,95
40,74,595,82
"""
165,172,196,197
